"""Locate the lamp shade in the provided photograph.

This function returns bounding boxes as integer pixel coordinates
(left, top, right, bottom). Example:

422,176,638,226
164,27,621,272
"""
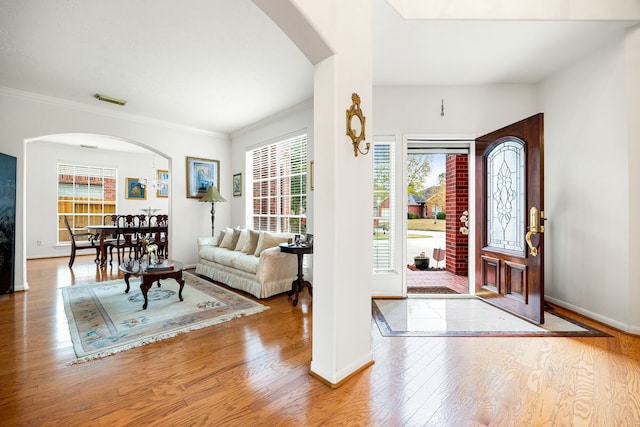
199,185,226,203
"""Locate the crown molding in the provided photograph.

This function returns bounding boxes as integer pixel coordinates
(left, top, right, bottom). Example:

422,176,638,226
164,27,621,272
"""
0,86,227,139
231,98,313,139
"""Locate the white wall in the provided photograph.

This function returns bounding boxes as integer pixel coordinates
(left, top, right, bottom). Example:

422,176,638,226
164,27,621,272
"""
0,88,230,291
26,141,169,259
230,99,314,280
539,34,634,330
374,84,538,136
230,99,314,230
625,25,640,331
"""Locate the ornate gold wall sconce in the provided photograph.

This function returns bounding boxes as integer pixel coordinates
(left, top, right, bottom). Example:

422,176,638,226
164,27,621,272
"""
346,93,369,157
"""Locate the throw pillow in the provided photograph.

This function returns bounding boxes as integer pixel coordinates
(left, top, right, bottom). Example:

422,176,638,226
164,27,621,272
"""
242,230,260,254
228,228,241,250
254,231,289,257
234,229,249,251
219,227,236,248
214,229,226,247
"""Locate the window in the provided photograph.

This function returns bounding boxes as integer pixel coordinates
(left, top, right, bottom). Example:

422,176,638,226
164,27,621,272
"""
249,134,307,233
57,163,117,244
373,139,395,271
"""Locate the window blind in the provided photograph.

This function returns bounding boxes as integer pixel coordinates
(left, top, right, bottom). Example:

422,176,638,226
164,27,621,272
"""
250,134,307,233
57,163,118,244
373,141,394,272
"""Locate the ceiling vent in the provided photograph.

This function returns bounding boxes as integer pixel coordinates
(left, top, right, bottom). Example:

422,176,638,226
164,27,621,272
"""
94,93,127,106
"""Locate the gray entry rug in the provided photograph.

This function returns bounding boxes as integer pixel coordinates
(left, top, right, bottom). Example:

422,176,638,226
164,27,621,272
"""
372,297,610,337
62,271,268,363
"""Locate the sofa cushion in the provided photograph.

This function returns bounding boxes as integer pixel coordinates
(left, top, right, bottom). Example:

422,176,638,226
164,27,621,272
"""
254,231,290,256
220,227,240,249
214,229,225,247
234,229,249,251
198,246,259,274
242,230,260,254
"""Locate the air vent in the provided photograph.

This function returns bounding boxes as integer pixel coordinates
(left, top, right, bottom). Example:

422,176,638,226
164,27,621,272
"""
94,93,127,106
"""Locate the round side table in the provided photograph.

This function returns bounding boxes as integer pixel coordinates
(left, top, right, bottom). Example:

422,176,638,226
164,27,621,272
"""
279,243,313,306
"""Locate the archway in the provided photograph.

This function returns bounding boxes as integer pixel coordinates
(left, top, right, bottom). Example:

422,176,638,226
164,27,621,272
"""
24,133,172,283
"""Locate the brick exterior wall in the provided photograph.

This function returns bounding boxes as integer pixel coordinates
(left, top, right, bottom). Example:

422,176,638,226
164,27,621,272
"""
445,154,469,276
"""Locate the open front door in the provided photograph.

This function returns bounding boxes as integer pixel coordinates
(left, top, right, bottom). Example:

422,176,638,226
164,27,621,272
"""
475,113,544,324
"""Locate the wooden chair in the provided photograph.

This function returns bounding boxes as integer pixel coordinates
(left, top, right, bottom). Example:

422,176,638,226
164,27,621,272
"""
109,214,145,264
63,215,99,268
148,214,168,258
100,214,119,264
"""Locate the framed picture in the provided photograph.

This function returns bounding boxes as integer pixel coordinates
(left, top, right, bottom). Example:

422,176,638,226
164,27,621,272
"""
125,178,146,200
186,157,220,198
156,169,169,198
233,173,242,197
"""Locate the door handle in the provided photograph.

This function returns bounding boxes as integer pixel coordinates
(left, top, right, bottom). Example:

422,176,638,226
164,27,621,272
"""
525,206,542,256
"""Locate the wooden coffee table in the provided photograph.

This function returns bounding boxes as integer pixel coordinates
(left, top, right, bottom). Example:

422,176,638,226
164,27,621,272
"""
119,259,185,310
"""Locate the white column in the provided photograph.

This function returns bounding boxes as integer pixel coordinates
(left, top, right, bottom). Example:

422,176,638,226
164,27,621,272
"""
254,0,374,385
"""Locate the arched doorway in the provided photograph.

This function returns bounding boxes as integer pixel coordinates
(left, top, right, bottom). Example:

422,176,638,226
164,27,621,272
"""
24,133,172,280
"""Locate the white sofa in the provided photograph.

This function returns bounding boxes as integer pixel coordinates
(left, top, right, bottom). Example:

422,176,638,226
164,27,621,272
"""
195,228,298,299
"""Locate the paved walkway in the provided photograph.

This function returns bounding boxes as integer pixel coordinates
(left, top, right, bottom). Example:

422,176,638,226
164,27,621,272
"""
406,230,446,268
407,270,469,294
406,229,469,294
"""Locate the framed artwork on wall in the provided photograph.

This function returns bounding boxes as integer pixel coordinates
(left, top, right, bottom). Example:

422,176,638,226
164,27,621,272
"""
156,169,169,198
125,178,146,200
186,157,220,198
233,173,242,197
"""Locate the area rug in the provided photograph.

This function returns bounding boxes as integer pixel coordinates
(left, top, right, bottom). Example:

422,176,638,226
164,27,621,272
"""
372,297,611,337
407,286,458,295
62,272,268,363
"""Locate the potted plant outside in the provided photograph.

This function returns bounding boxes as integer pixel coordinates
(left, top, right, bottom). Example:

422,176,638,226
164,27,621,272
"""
414,251,430,270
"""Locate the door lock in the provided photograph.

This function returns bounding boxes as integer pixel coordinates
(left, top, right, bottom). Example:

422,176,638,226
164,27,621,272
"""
525,206,543,256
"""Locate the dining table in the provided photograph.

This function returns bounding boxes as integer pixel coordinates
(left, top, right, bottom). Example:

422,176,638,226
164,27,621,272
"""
86,223,168,267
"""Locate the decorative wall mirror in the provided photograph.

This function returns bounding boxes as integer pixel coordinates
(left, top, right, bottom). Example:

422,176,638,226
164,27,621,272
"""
346,93,369,157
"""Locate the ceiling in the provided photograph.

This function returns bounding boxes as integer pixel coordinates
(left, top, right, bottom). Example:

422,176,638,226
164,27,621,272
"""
1,0,637,147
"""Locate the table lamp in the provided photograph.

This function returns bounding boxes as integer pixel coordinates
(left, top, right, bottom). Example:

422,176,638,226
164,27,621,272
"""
199,185,226,236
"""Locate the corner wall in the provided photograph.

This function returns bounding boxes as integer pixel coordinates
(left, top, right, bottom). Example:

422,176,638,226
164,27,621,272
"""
0,88,230,291
539,34,633,330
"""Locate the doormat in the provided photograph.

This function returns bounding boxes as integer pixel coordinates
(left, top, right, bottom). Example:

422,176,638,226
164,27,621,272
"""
62,272,268,363
372,297,611,337
407,286,458,294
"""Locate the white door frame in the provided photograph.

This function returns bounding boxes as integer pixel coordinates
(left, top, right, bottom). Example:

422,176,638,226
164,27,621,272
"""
371,133,477,297
404,135,476,295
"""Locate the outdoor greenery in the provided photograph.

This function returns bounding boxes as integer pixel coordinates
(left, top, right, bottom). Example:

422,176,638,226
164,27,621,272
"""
407,218,446,232
429,172,446,214
436,212,446,220
407,212,420,219
407,154,432,198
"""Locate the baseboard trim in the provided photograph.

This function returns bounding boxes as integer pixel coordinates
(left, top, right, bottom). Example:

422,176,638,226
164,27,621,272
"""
310,359,375,389
545,295,640,335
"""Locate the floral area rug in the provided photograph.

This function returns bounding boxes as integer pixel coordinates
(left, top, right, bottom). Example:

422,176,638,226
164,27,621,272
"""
62,272,268,363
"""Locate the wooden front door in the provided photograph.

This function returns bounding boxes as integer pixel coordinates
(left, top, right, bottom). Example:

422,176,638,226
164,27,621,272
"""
475,113,545,324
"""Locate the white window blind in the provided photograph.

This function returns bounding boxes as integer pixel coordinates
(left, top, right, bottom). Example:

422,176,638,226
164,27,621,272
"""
57,163,118,244
373,140,394,272
250,134,307,233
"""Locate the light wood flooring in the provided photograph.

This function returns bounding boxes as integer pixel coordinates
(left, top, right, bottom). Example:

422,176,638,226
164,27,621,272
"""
2,255,640,425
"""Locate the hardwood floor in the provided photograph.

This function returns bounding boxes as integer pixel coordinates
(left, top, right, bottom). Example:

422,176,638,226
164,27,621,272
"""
2,256,640,425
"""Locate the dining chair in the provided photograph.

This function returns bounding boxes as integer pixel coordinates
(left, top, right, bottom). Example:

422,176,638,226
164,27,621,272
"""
100,214,119,264
148,214,168,258
109,214,143,264
63,215,100,268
